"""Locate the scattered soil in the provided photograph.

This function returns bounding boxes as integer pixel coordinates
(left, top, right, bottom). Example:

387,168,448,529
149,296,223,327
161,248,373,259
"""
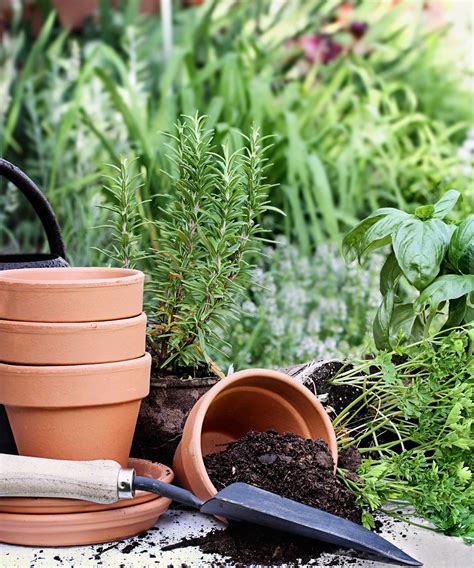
338,446,362,472
167,430,362,566
162,524,344,566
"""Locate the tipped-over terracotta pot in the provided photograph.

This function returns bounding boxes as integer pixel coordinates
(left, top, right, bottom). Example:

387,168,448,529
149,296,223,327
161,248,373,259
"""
0,353,151,467
0,312,147,365
0,267,144,322
173,368,337,501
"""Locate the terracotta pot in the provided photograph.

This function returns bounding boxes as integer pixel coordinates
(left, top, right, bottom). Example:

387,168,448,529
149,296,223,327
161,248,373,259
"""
52,0,164,30
0,459,173,546
131,375,218,467
0,353,151,467
53,0,99,29
0,457,173,515
0,312,147,365
173,368,337,501
0,267,144,323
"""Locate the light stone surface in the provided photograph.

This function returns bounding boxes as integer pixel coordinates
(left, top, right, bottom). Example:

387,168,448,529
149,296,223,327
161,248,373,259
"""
1,509,472,567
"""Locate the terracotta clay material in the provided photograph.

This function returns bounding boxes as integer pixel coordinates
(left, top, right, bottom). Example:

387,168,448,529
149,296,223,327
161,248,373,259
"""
132,375,218,466
0,458,173,515
0,353,151,467
173,368,337,501
0,312,147,365
0,460,173,546
0,267,144,323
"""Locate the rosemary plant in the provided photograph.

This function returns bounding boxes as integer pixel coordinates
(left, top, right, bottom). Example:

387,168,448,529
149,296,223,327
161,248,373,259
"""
147,115,273,371
100,114,273,373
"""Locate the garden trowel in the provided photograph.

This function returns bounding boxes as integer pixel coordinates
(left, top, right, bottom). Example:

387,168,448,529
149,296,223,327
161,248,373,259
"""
1,453,421,566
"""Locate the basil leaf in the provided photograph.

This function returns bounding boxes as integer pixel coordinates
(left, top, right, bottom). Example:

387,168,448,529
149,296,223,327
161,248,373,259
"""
415,205,435,220
342,208,405,262
448,216,474,275
360,211,411,257
380,251,402,295
389,303,423,346
432,189,461,219
414,275,474,313
373,290,394,350
465,300,474,324
393,218,451,290
441,296,468,332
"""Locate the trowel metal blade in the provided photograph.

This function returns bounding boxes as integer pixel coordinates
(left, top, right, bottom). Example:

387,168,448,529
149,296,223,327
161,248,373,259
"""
201,483,422,566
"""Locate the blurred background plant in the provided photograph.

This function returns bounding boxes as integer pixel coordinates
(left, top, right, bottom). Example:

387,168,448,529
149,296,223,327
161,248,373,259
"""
0,0,472,368
216,239,383,370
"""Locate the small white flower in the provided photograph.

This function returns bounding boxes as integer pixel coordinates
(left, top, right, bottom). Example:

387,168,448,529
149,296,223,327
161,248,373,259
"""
458,147,472,162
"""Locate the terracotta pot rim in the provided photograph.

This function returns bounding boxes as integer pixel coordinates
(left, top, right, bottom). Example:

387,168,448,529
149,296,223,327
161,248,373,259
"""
1,353,151,408
150,374,218,389
0,267,143,289
0,352,151,376
0,495,171,544
0,488,171,523
190,367,336,432
0,460,173,546
0,312,146,334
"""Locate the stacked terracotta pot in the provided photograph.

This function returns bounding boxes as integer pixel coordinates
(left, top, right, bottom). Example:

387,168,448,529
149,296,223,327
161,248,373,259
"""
0,267,151,467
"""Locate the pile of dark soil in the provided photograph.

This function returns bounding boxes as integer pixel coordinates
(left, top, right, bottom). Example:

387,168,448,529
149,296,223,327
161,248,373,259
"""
205,430,361,523
166,430,362,566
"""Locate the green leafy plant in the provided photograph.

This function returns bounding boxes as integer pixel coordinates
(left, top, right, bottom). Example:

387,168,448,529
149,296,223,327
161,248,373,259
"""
101,114,273,372
343,190,474,350
333,328,474,540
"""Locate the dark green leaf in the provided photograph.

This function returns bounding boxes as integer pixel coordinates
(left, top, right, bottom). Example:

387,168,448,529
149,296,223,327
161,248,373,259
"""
308,153,339,242
432,189,461,219
373,290,395,350
380,251,402,295
414,275,474,313
389,303,422,346
448,216,474,275
441,296,468,332
393,218,451,290
360,211,411,257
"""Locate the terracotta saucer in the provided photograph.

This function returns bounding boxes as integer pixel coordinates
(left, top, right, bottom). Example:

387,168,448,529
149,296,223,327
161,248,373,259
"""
0,460,174,547
0,458,173,514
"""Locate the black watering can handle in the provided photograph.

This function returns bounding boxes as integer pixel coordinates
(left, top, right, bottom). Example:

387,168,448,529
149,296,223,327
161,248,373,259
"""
0,158,66,260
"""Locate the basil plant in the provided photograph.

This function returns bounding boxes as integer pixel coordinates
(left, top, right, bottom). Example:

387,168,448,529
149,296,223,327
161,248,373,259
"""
343,190,473,349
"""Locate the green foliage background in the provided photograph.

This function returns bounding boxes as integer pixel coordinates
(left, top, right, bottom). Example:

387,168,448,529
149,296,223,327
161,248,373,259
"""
0,0,472,367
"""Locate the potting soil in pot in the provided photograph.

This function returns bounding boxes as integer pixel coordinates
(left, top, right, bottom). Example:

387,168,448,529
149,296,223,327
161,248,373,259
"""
165,430,362,566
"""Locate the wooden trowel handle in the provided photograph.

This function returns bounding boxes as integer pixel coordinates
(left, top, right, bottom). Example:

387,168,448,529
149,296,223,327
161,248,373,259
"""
0,453,130,504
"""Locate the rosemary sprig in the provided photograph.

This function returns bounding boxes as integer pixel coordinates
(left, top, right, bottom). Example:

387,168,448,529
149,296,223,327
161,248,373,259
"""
95,159,148,269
